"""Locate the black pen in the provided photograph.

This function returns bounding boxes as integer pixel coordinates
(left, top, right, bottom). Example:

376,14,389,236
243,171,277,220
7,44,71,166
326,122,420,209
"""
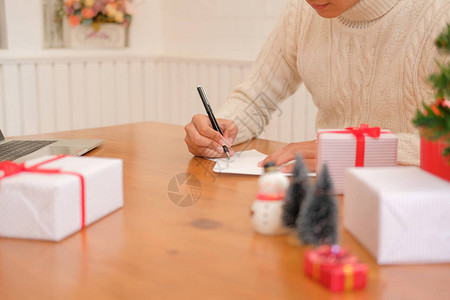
197,86,231,160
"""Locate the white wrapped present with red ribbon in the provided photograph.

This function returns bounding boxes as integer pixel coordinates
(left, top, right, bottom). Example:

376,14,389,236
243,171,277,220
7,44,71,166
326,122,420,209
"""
344,166,450,264
316,124,398,194
0,155,123,241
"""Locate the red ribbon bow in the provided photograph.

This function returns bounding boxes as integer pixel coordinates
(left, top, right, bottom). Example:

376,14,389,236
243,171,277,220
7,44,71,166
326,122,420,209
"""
0,155,86,228
316,246,355,264
345,124,381,139
318,124,383,167
345,124,381,167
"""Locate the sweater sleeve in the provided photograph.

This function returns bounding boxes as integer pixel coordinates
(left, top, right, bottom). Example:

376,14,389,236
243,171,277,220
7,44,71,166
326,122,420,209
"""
216,0,304,145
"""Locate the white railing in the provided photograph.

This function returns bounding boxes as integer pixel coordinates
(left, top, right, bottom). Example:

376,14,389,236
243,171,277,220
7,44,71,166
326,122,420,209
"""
0,50,317,143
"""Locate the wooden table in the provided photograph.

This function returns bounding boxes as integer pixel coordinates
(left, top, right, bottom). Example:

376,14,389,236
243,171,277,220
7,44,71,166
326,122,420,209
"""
1,122,449,299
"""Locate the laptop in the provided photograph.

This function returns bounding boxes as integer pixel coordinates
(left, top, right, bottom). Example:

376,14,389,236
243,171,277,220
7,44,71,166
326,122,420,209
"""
0,129,103,163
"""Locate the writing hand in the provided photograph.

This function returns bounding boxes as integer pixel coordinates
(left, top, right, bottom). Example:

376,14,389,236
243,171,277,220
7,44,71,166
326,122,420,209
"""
184,114,237,158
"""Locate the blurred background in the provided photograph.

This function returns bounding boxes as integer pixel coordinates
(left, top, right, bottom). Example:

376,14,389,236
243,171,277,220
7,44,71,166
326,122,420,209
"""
0,0,316,143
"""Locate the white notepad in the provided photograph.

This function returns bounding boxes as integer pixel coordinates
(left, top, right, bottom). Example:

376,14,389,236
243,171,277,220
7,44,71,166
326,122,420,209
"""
209,149,315,176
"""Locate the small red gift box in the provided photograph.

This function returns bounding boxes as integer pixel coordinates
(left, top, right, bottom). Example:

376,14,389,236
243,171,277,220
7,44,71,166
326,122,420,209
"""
321,262,368,292
304,245,357,280
304,245,368,292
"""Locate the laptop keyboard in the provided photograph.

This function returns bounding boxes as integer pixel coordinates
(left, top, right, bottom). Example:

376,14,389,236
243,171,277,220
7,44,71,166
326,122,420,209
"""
0,140,57,162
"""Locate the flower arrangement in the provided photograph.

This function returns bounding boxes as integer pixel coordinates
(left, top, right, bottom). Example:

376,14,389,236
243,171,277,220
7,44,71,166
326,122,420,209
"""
63,0,133,29
413,23,450,158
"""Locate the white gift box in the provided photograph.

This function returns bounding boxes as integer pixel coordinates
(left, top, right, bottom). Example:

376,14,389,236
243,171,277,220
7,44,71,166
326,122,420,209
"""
344,167,450,265
316,126,397,194
0,155,123,241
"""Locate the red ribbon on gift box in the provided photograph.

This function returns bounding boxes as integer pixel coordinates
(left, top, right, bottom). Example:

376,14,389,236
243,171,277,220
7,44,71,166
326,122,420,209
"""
319,124,384,167
346,124,381,166
0,155,86,228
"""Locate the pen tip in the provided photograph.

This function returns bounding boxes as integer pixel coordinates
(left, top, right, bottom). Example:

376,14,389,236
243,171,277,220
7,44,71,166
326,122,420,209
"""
225,151,230,160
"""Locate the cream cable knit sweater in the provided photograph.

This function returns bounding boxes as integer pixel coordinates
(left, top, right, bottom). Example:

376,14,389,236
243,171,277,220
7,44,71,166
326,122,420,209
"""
216,0,450,165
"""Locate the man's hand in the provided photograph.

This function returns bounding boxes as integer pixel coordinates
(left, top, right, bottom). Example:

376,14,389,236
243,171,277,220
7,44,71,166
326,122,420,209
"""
184,114,238,158
258,140,316,172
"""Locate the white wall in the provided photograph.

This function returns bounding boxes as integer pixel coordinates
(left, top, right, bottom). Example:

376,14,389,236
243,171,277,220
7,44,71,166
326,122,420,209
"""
129,0,291,60
161,0,290,60
0,0,292,58
128,0,163,52
3,0,44,50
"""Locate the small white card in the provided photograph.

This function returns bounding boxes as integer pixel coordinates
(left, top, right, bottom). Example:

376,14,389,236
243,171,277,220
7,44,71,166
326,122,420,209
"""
209,149,315,176
209,149,267,175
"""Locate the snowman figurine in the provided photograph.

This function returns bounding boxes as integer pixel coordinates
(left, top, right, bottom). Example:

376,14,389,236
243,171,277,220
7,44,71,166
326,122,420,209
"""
251,161,290,235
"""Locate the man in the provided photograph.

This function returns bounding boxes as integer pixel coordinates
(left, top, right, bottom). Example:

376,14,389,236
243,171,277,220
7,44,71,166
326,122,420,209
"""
185,0,450,171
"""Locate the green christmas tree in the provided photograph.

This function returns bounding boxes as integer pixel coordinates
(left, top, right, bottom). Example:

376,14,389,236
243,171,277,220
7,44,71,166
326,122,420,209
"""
413,23,450,157
297,164,338,246
282,154,310,228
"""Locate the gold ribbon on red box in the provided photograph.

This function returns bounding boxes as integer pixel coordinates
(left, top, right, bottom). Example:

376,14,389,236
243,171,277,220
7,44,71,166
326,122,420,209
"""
342,264,354,291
